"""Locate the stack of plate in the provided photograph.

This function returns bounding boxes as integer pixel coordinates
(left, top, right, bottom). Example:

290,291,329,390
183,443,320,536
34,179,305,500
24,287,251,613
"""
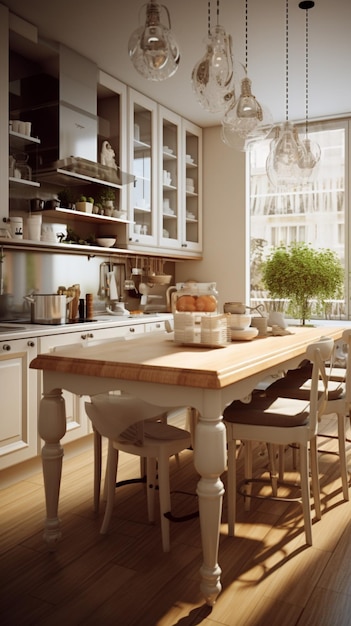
186,177,195,193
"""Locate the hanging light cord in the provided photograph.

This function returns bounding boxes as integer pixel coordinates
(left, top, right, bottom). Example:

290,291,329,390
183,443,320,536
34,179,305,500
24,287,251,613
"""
299,1,315,137
245,0,248,73
207,0,220,35
285,0,289,122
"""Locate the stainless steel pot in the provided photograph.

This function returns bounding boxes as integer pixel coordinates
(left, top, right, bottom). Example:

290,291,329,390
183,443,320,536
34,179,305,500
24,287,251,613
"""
24,294,73,324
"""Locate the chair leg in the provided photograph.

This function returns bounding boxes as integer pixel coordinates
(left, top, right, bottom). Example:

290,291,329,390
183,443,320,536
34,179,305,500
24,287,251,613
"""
100,441,118,535
309,437,321,520
299,443,313,546
244,440,253,511
337,413,350,501
267,443,278,497
93,427,102,513
227,437,237,536
146,456,157,523
157,450,171,552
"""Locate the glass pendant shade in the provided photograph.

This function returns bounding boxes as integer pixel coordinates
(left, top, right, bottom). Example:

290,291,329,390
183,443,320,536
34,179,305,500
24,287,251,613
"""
221,77,273,150
266,122,302,187
191,25,235,114
297,137,321,179
128,1,180,81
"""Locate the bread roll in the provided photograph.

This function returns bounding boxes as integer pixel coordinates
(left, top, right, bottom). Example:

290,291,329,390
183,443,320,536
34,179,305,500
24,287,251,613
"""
176,295,197,311
195,295,217,312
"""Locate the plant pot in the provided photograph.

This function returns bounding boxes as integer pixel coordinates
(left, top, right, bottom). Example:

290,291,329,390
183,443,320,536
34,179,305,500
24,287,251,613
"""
76,201,93,213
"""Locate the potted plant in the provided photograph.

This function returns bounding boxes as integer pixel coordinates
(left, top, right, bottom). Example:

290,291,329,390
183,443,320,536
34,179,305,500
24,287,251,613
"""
99,187,115,208
57,188,75,210
262,242,344,325
76,195,94,213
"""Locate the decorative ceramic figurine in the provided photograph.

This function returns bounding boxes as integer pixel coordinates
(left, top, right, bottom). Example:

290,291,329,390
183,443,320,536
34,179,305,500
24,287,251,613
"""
100,140,117,170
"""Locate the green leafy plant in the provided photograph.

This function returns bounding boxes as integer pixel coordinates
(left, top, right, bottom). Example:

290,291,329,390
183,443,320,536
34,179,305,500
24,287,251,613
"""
99,187,115,203
262,242,344,325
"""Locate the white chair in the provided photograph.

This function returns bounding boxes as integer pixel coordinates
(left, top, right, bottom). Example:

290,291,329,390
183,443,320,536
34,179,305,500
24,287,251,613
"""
223,337,334,546
265,329,351,501
85,393,191,552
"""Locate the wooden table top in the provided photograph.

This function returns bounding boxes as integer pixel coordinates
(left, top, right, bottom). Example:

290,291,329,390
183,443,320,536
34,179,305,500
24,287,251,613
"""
30,326,345,390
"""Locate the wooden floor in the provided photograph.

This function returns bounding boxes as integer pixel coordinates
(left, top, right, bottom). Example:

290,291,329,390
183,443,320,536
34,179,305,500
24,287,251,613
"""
1,413,351,626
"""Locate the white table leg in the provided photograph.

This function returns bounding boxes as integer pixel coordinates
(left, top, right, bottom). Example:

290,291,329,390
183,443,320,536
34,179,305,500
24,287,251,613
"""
38,388,66,550
194,408,226,606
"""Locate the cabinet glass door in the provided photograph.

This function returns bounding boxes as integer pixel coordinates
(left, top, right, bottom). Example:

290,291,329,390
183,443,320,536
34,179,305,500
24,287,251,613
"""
128,89,157,246
159,107,181,248
183,120,202,253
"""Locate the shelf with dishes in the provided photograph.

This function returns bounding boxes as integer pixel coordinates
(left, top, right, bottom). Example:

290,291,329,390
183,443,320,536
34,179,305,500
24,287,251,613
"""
9,177,40,188
40,206,133,224
9,130,41,149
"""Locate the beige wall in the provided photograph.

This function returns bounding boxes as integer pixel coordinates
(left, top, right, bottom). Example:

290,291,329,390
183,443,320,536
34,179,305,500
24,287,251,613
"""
175,125,248,310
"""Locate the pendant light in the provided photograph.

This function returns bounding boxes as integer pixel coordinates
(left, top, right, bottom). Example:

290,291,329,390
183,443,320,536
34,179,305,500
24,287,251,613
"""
128,1,180,81
266,0,302,187
191,0,235,114
297,0,321,178
221,0,272,151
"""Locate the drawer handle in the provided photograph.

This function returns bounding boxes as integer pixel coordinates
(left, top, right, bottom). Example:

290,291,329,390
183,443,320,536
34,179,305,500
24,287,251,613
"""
129,327,135,333
27,341,35,347
2,344,11,351
81,333,94,340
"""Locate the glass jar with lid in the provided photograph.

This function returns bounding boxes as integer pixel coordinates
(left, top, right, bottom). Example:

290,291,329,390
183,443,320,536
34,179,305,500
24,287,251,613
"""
13,153,32,181
168,281,218,314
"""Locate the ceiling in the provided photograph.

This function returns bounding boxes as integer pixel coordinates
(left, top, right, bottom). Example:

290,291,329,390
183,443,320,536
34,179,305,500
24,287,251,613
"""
4,0,351,127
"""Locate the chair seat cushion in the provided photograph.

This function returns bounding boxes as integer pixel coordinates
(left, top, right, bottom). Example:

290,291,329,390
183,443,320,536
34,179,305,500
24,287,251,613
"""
265,364,344,401
223,391,310,427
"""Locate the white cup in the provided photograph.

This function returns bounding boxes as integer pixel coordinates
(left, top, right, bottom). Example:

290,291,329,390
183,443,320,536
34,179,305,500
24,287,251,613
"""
27,214,42,241
24,122,32,136
134,224,141,235
251,316,268,336
10,216,23,239
12,120,20,133
18,121,27,135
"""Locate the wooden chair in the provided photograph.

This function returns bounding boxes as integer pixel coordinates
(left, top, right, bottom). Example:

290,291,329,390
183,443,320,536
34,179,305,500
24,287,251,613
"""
264,330,351,501
223,337,334,546
85,393,191,552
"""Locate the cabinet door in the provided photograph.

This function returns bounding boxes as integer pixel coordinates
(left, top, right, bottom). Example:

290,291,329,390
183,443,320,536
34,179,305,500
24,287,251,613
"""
0,337,38,469
127,89,158,248
158,106,182,249
181,119,203,254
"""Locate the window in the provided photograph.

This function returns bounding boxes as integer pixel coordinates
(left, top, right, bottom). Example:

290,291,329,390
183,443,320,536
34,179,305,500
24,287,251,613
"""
249,120,349,319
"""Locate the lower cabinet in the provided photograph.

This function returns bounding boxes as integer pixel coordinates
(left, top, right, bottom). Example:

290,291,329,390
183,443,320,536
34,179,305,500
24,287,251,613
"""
0,319,167,470
0,337,38,470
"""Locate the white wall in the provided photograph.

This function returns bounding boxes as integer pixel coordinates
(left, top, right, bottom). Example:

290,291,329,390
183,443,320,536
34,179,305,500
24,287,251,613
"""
175,125,249,310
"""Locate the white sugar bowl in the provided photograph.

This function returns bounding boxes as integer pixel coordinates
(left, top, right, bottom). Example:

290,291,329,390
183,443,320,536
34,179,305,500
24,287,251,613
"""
229,313,252,330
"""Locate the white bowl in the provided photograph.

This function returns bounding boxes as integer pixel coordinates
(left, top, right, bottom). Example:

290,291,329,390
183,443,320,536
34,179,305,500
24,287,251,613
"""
231,327,258,341
229,313,252,330
96,237,116,248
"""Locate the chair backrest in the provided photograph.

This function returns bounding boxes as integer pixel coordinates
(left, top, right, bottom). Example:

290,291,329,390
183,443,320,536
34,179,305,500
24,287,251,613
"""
305,337,334,436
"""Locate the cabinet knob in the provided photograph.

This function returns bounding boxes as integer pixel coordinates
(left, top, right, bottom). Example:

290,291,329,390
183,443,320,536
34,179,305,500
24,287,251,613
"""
81,333,94,340
2,344,11,351
129,327,135,333
27,341,35,347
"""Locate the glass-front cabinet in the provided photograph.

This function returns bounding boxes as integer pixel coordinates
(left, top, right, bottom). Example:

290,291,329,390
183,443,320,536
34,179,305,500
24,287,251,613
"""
127,90,203,257
127,89,158,247
159,106,181,249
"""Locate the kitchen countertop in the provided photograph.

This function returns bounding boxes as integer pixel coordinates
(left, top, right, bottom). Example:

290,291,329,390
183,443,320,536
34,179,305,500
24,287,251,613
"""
0,313,173,341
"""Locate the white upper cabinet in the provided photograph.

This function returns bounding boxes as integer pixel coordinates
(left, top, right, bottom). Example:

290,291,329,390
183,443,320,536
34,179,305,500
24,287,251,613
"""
127,89,158,248
127,91,202,258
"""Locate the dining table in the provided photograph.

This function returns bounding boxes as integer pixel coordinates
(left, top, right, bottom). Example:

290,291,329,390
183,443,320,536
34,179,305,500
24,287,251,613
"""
30,323,345,606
